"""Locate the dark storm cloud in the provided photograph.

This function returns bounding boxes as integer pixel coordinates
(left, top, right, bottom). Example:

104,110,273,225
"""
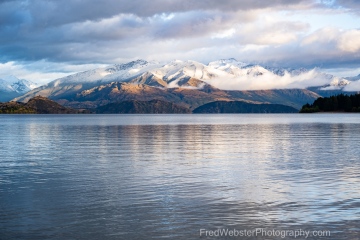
0,0,327,31
0,0,313,27
1,0,265,63
0,0,359,71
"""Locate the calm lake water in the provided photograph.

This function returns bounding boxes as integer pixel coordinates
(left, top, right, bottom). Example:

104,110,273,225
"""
0,114,359,240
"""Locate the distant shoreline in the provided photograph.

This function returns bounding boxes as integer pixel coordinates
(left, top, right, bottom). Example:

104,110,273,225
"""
1,98,300,114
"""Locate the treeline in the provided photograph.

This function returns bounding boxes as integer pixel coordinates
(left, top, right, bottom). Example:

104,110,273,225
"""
0,96,83,114
300,93,360,113
193,101,298,113
0,103,36,114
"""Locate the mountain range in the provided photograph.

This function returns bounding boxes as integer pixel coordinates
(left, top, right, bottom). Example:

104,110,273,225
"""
5,59,360,110
0,76,38,102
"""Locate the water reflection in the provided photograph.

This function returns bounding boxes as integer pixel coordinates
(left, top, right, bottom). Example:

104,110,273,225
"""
0,115,359,239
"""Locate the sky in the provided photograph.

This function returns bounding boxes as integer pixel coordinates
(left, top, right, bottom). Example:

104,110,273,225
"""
0,0,360,84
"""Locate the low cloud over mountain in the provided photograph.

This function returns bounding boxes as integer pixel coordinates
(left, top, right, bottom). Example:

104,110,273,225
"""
11,59,357,110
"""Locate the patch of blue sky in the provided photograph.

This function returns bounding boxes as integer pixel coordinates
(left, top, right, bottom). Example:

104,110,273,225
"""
277,10,359,32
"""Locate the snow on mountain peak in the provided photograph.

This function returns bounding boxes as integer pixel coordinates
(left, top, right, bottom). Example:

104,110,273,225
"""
320,77,351,90
35,59,357,92
12,79,38,93
106,59,150,73
264,67,306,77
0,75,38,94
54,59,162,85
149,60,232,84
208,59,250,77
209,58,248,69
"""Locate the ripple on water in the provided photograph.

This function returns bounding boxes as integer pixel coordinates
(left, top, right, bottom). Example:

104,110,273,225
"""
0,114,359,239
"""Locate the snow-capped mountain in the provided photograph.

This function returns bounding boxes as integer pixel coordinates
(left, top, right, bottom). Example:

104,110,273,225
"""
319,78,351,90
208,58,248,73
147,60,232,88
13,58,358,106
0,76,39,102
0,75,38,94
265,67,309,77
53,59,161,86
27,58,352,91
12,79,38,93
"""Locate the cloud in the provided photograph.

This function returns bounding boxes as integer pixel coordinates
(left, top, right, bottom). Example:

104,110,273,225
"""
204,69,337,90
301,27,360,53
301,27,339,45
332,0,360,13
343,80,360,91
0,61,106,84
0,0,359,83
0,9,312,64
0,0,314,28
237,17,309,45
0,7,295,63
338,30,360,52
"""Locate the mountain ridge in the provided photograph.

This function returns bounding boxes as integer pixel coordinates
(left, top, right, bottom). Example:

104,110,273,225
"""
10,59,360,110
0,76,38,102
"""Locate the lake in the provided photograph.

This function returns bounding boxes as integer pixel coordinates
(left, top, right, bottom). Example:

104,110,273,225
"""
0,114,359,239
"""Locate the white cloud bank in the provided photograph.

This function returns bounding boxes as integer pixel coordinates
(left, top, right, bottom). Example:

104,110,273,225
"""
204,69,340,90
343,80,360,91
